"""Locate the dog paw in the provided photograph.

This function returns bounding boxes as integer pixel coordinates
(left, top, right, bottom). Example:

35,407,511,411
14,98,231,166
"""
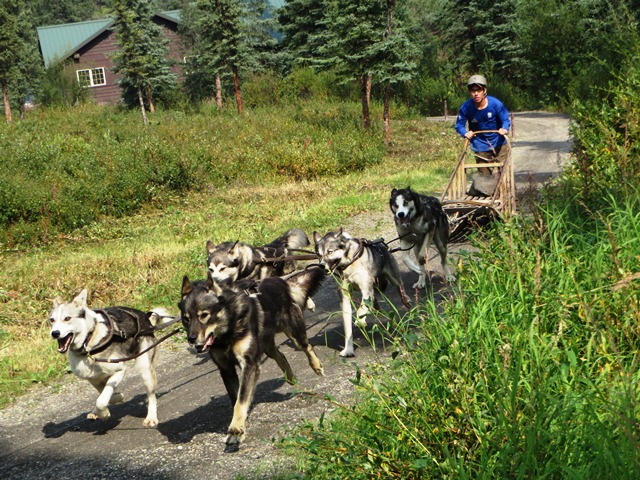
88,408,110,421
412,280,426,289
109,393,124,405
306,298,316,312
354,316,367,328
225,428,246,446
143,417,159,428
339,348,355,357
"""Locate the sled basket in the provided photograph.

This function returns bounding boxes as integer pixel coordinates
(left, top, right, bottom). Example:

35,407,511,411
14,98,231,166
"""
441,131,516,243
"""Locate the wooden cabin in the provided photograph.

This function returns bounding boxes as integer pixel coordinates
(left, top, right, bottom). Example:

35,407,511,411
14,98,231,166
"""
36,11,184,105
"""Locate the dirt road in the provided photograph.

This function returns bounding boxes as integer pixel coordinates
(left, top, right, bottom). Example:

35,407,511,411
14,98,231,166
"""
0,112,572,480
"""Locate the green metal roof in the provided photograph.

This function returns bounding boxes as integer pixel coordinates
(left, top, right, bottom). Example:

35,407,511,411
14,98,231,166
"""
37,18,114,68
156,10,181,23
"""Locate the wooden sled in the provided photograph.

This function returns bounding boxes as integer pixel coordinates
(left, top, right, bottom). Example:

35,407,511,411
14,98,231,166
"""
441,131,516,242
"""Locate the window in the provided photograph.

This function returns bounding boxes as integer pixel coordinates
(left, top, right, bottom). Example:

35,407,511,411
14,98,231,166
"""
76,67,106,87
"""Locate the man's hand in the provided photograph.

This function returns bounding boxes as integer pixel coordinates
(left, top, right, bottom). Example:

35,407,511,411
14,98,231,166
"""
464,131,475,139
498,128,508,136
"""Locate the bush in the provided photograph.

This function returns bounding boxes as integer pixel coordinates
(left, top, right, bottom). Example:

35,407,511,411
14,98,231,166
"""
0,101,384,248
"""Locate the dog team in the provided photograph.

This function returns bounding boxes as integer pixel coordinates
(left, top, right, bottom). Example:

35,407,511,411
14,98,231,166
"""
48,186,455,448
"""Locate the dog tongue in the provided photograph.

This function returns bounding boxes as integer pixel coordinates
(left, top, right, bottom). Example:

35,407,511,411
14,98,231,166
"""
57,335,72,353
203,335,214,351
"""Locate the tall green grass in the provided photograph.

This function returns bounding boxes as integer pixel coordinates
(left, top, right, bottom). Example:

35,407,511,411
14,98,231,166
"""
283,187,640,478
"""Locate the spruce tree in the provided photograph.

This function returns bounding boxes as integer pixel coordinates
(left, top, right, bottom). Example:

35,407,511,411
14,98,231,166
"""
110,0,177,124
193,0,248,114
278,0,326,70
0,0,40,122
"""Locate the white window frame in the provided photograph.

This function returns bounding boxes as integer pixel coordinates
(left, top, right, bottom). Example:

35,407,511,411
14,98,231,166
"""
76,67,107,87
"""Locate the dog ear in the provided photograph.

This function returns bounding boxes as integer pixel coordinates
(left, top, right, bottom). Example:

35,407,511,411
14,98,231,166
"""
73,289,88,307
205,272,214,291
181,276,194,296
206,240,216,254
391,188,397,195
406,185,411,191
52,296,63,308
229,240,239,254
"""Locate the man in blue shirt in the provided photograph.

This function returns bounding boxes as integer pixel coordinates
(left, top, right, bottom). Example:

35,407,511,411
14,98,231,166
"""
456,75,511,174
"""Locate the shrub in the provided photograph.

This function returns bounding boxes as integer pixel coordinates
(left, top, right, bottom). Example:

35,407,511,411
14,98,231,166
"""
0,101,384,248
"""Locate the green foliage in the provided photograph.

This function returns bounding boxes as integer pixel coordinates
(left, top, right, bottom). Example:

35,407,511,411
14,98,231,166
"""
0,102,383,248
0,0,42,120
283,188,640,478
569,37,640,199
110,0,178,114
242,68,360,106
37,61,89,107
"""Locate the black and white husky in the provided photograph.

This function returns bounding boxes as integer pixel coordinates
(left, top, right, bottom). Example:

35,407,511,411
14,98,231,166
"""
48,290,170,427
389,187,455,288
178,267,325,448
313,228,410,357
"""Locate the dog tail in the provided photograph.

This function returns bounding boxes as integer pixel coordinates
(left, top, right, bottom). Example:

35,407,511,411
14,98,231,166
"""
284,267,325,310
283,228,311,249
147,307,175,328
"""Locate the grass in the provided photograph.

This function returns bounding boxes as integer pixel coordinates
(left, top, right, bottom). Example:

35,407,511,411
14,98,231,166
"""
280,184,640,478
0,105,459,408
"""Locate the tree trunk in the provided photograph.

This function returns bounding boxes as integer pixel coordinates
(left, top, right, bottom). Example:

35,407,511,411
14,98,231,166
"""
383,82,391,145
232,65,243,114
215,74,223,110
2,80,12,124
360,74,371,131
146,86,155,113
383,0,396,144
137,87,148,125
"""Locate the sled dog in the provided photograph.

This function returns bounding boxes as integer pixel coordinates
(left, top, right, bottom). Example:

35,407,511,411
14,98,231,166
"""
389,186,455,289
206,227,311,283
313,228,410,357
178,267,325,447
206,227,316,311
49,289,169,427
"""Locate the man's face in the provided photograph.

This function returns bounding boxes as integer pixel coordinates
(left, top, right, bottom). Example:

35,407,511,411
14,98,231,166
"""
469,86,485,103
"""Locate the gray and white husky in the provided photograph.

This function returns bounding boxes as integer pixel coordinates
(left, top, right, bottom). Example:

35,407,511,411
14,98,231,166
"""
178,267,325,448
206,227,317,310
389,187,456,288
49,289,170,427
206,227,310,283
313,228,410,357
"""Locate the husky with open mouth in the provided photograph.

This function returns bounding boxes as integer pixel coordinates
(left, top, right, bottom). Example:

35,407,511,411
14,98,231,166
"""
48,289,170,427
389,186,455,289
178,267,325,448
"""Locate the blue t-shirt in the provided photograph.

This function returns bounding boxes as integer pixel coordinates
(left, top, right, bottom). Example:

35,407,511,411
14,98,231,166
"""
455,96,511,152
